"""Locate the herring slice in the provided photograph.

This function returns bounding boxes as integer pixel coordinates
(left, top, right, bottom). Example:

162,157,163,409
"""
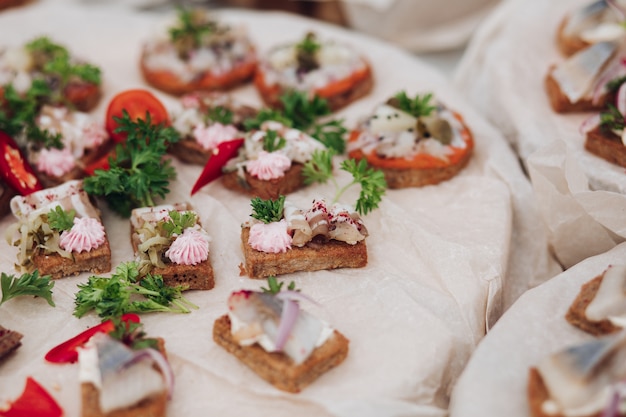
563,0,609,37
551,41,617,103
369,104,416,133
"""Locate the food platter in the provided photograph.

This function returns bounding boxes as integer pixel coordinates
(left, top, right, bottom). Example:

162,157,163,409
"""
0,1,559,416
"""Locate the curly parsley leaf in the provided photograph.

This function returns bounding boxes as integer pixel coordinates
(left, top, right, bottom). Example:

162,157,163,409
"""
303,149,335,185
206,105,234,125
261,276,299,294
337,159,387,215
600,104,625,132
83,111,181,217
607,76,626,93
280,90,329,130
74,261,197,319
47,206,75,232
310,120,347,153
243,108,292,131
170,8,217,56
0,270,55,307
250,195,285,224
389,91,436,118
109,318,159,351
262,130,286,152
296,32,320,72
162,210,197,236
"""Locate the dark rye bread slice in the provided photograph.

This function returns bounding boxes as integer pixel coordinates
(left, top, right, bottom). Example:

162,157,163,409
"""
81,338,168,417
566,272,623,336
545,67,613,113
240,226,367,279
213,314,349,393
0,325,23,360
585,126,626,168
0,182,16,219
222,163,306,200
32,238,112,280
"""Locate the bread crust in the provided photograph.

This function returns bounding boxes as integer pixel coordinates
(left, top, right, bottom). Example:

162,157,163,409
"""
213,314,349,393
240,226,367,279
32,238,112,280
221,163,306,200
585,126,626,168
0,325,23,361
556,17,591,57
545,66,613,113
0,182,16,219
255,64,374,112
566,272,623,336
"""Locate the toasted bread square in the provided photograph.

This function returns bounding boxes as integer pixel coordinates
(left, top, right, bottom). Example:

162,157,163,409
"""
221,163,306,200
585,127,626,168
32,238,112,280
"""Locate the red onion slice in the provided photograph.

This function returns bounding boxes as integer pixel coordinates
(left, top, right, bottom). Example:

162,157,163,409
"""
601,389,620,417
122,348,175,399
592,59,626,105
274,299,300,351
580,114,602,135
618,83,626,116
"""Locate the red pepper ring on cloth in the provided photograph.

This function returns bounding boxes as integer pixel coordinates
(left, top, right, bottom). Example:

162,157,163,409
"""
191,138,244,195
0,131,42,196
44,313,140,364
0,377,63,417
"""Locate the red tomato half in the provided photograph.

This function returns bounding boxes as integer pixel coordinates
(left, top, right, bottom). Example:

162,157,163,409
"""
0,131,42,195
105,89,169,143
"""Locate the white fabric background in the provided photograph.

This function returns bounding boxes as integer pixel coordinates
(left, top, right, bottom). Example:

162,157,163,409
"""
0,1,557,416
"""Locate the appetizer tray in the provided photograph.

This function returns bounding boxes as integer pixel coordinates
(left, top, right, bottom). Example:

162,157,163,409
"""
0,1,558,416
454,0,626,268
448,241,626,417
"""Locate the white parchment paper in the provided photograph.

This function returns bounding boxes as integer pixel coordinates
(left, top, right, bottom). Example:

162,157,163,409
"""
448,242,626,417
0,1,558,416
454,0,626,268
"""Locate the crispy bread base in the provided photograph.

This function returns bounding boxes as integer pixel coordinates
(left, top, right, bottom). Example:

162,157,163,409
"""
139,54,255,96
0,183,16,219
545,66,612,113
0,326,23,361
256,64,374,112
556,17,591,57
566,272,622,336
240,226,367,279
32,239,112,280
213,314,349,393
585,127,626,168
221,163,306,200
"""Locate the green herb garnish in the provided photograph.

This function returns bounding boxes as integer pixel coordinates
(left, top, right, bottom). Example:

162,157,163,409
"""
170,8,217,56
607,76,626,93
243,108,292,131
261,276,298,294
250,195,285,224
302,149,386,215
83,111,181,218
162,210,197,236
47,206,75,232
600,104,626,132
389,91,436,118
74,261,197,319
0,270,55,307
262,130,286,152
108,318,159,351
296,32,320,72
207,106,234,125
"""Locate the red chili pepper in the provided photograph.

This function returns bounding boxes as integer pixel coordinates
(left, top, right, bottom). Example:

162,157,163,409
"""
0,377,63,417
44,314,140,364
0,131,42,196
191,138,244,195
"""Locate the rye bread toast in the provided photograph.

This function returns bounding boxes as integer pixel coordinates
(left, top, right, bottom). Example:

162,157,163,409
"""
0,325,23,360
222,163,306,200
545,67,613,113
585,126,626,168
32,238,112,280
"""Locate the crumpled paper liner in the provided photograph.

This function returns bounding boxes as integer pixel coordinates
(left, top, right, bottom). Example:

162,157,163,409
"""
0,1,557,416
448,242,626,417
454,0,626,268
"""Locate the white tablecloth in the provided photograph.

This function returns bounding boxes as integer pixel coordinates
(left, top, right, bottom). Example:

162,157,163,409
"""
0,1,558,416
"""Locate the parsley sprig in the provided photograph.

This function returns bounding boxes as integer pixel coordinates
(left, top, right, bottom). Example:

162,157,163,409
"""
0,270,55,307
263,130,286,152
261,276,298,294
109,318,159,351
303,149,387,215
47,206,75,232
250,195,285,224
74,261,197,320
296,32,321,72
170,8,217,57
207,106,234,125
388,91,436,118
83,111,181,218
243,91,347,153
162,210,197,236
600,104,626,132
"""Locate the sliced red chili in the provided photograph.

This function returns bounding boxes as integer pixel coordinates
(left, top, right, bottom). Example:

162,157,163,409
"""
0,131,42,195
44,314,140,364
191,138,244,195
0,377,63,417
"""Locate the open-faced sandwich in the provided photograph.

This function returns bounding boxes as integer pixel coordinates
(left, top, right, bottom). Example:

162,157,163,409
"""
130,203,214,290
0,36,102,111
254,32,372,111
544,41,626,113
556,0,626,57
78,320,172,417
347,91,473,188
213,278,349,393
0,325,23,361
527,331,626,417
170,92,254,165
140,8,256,96
7,179,111,279
566,265,626,336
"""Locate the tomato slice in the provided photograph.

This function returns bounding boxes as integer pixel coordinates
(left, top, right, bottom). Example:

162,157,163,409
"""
191,138,244,195
105,89,169,143
0,131,42,195
44,314,140,364
0,377,62,417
